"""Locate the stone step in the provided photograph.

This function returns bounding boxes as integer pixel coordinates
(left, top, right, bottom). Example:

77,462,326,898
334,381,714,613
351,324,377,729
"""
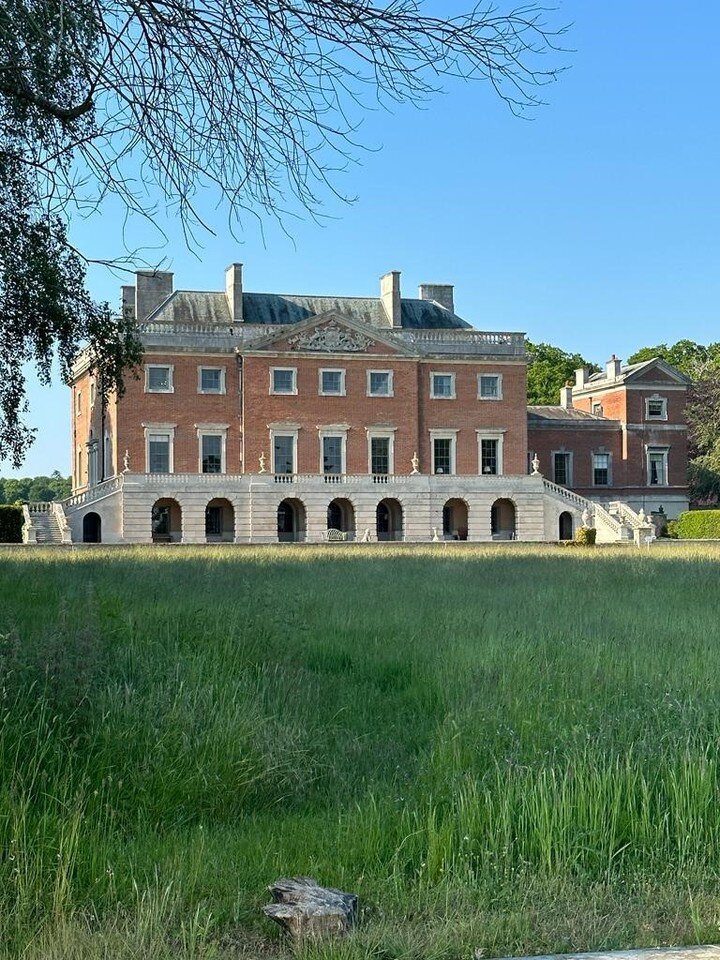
492,946,720,960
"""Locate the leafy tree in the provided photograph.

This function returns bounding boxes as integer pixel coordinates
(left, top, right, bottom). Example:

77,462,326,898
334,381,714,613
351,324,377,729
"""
526,340,599,406
627,340,720,380
1,0,564,466
0,471,71,503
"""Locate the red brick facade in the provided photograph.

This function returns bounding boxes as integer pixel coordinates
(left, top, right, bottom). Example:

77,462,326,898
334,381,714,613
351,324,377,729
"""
69,270,690,519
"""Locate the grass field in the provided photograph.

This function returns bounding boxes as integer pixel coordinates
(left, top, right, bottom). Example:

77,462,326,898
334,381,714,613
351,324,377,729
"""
2,543,720,959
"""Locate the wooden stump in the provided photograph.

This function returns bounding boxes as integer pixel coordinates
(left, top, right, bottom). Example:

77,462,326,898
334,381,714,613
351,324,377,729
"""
262,876,358,942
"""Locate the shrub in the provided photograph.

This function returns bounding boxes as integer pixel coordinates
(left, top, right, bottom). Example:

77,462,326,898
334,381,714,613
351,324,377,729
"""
575,525,597,546
664,520,679,539
674,510,720,539
0,505,23,543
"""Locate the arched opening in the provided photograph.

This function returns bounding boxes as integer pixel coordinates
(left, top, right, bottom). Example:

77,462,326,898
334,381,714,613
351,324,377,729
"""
491,498,516,541
206,498,235,542
376,498,403,542
82,512,102,543
442,499,468,541
559,511,574,541
152,498,182,543
327,498,355,540
277,498,307,543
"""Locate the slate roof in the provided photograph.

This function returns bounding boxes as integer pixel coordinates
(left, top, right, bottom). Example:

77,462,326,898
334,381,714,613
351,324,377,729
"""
145,290,472,330
586,360,649,383
527,406,618,423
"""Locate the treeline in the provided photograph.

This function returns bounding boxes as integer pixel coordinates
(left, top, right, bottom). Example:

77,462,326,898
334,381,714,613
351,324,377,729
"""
0,472,71,505
527,338,720,506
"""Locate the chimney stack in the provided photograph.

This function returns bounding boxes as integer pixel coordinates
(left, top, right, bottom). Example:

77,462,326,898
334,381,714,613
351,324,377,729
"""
606,354,622,380
418,283,454,314
135,270,173,322
380,270,402,327
121,285,136,321
560,383,573,409
225,263,243,323
575,367,589,389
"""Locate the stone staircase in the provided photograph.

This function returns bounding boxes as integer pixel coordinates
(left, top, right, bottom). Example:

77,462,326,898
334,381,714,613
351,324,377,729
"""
542,479,652,544
22,502,73,545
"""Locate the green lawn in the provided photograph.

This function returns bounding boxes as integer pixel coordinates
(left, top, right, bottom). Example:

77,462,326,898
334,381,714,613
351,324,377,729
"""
2,544,720,959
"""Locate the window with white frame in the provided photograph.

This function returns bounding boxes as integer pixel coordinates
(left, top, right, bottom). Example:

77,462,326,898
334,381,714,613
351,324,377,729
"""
145,426,175,473
90,380,96,406
197,427,227,474
198,367,226,394
648,447,669,485
319,368,345,396
367,370,393,397
76,390,82,416
272,433,296,474
478,374,502,400
321,433,346,475
367,429,395,477
646,396,668,420
430,431,457,474
592,402,603,416
431,372,455,399
477,431,504,476
270,367,297,395
145,364,174,393
553,451,572,486
592,451,611,486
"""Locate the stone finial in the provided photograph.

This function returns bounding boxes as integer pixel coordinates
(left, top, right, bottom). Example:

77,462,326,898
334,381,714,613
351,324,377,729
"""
123,449,130,472
262,877,357,942
531,455,541,475
259,451,266,474
410,452,420,474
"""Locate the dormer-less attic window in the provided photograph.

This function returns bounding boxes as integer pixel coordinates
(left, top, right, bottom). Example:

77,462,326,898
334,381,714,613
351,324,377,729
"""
646,397,667,420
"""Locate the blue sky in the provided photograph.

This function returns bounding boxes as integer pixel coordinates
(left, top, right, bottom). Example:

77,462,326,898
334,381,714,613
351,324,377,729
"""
4,0,720,477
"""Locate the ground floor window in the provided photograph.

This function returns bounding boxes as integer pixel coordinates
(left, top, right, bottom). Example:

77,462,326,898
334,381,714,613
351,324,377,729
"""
593,452,610,486
273,434,296,475
433,437,453,474
322,435,344,475
480,439,499,475
648,447,669,486
553,451,572,486
201,434,223,473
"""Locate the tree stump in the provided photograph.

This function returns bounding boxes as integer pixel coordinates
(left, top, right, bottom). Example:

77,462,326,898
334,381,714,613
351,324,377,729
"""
262,876,358,941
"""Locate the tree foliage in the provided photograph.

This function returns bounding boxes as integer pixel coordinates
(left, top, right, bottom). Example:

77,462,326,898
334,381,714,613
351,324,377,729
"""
526,340,599,406
1,0,564,466
0,470,71,504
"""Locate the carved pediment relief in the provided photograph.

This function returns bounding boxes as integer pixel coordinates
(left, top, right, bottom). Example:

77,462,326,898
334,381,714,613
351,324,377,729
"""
287,321,371,353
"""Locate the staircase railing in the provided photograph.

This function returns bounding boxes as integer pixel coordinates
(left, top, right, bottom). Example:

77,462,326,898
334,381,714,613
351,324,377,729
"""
51,502,73,544
64,474,123,510
21,504,37,543
592,502,625,539
608,500,644,530
542,478,592,510
542,478,625,539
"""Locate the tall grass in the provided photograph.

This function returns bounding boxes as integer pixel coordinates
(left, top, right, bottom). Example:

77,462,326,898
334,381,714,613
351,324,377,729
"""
1,544,720,958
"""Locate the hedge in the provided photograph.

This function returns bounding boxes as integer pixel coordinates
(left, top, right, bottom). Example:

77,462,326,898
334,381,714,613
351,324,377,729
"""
575,526,597,546
673,510,720,539
0,505,23,543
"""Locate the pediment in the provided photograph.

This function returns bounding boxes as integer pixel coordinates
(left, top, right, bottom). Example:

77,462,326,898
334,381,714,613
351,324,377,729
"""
626,358,692,386
244,312,415,356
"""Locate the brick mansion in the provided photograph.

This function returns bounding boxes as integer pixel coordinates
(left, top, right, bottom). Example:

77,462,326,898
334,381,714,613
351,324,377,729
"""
50,265,689,545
